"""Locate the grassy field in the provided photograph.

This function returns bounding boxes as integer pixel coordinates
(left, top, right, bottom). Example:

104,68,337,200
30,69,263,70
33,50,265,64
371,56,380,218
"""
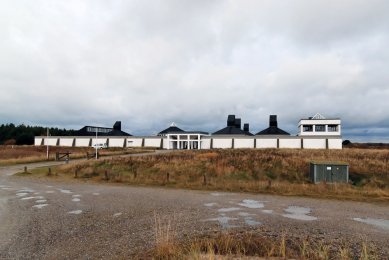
23,148,389,203
0,145,153,166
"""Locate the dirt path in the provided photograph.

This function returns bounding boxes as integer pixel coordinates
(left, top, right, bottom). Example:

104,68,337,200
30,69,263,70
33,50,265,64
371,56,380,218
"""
0,158,388,258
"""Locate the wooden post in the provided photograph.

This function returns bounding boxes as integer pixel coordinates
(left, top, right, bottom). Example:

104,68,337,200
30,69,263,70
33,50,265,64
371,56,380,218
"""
203,174,207,186
48,167,52,176
74,168,78,178
104,170,109,181
134,170,137,179
166,172,170,183
24,166,27,173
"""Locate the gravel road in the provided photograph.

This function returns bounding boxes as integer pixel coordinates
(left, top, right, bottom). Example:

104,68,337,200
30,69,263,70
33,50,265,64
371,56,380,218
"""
0,157,388,259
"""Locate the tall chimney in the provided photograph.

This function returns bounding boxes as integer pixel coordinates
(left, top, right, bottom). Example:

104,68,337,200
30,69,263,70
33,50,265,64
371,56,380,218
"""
269,115,277,127
227,115,235,127
243,123,249,132
234,118,241,129
113,121,121,131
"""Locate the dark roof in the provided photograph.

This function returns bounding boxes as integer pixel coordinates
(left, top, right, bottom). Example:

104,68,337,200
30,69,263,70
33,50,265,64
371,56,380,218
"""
106,129,132,136
158,125,185,135
256,115,290,135
213,126,250,135
213,115,252,135
255,127,290,135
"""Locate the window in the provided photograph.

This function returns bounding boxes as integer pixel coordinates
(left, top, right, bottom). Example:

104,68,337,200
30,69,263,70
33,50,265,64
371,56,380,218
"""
328,125,338,132
315,125,325,132
303,125,313,132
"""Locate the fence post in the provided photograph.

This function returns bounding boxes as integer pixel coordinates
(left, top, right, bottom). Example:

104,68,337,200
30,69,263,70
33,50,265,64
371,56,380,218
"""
105,170,109,181
203,174,207,186
74,168,78,178
24,166,27,173
166,172,170,183
48,167,52,176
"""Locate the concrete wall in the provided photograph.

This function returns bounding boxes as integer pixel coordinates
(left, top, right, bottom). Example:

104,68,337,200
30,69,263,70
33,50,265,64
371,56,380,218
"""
34,137,44,146
234,138,254,149
328,138,342,149
127,138,143,148
59,137,74,147
43,137,58,146
91,138,108,146
201,138,211,149
256,138,277,148
303,138,326,149
279,138,301,149
212,138,233,149
75,138,91,147
144,138,162,148
108,138,125,148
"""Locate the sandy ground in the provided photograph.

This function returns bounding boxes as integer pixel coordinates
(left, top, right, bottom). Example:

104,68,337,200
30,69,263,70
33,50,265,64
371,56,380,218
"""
0,158,388,259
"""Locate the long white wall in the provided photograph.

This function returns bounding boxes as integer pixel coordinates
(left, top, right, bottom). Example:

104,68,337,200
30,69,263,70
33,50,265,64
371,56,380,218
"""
34,136,342,149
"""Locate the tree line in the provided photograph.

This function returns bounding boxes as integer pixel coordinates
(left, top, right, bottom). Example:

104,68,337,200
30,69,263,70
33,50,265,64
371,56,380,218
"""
0,124,76,145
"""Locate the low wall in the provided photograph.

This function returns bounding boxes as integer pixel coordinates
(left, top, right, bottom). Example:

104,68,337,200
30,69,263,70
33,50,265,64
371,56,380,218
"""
34,136,343,150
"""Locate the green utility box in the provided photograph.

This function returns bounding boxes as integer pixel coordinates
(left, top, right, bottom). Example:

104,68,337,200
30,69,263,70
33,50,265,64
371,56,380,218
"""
310,162,349,184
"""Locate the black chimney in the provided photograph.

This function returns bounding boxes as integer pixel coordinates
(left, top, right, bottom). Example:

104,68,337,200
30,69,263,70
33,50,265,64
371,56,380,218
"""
243,123,249,132
234,118,241,129
113,121,121,131
227,115,235,127
269,115,277,127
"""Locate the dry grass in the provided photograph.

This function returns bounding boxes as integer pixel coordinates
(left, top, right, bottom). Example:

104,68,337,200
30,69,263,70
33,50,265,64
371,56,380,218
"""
145,230,379,259
0,145,153,165
38,148,389,202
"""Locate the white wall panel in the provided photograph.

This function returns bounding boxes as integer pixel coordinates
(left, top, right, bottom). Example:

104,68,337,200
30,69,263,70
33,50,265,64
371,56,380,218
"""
234,138,254,148
43,137,58,146
59,138,74,147
75,138,91,147
201,139,211,149
108,138,125,148
303,139,326,149
127,138,143,147
34,137,43,146
279,138,301,149
256,138,277,148
91,138,108,146
144,138,161,147
328,138,342,149
213,138,232,149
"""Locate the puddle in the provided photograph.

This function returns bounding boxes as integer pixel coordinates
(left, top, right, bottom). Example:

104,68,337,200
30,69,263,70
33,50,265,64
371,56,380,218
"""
17,189,34,193
262,210,273,214
21,197,36,200
210,192,229,197
113,212,122,217
68,210,82,215
59,189,72,194
218,207,241,213
204,216,239,229
72,194,82,197
238,212,255,217
282,206,317,221
92,193,100,196
238,199,264,209
72,198,81,202
244,217,261,226
36,200,47,203
46,191,55,193
353,218,389,230
33,204,48,209
16,193,28,197
204,203,217,207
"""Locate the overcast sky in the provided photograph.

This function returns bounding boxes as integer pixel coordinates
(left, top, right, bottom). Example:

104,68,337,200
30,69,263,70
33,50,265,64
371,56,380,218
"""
1,1,389,141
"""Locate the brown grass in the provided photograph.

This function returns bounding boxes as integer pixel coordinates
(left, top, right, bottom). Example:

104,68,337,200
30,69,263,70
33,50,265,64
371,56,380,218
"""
22,148,389,202
0,145,153,165
146,230,379,259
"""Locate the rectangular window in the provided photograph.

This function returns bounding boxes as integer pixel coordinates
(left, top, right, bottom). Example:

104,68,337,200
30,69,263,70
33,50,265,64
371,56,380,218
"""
328,125,338,132
315,125,325,132
303,125,313,132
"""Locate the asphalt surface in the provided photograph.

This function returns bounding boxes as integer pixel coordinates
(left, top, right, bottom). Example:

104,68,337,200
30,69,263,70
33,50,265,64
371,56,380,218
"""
0,155,389,259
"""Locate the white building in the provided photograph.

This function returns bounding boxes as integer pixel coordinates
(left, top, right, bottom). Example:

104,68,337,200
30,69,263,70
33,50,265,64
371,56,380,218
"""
298,113,341,136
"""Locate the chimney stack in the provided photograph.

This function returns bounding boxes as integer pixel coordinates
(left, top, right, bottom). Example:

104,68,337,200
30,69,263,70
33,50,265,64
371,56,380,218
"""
227,115,235,127
234,118,241,129
269,115,277,127
243,123,249,132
